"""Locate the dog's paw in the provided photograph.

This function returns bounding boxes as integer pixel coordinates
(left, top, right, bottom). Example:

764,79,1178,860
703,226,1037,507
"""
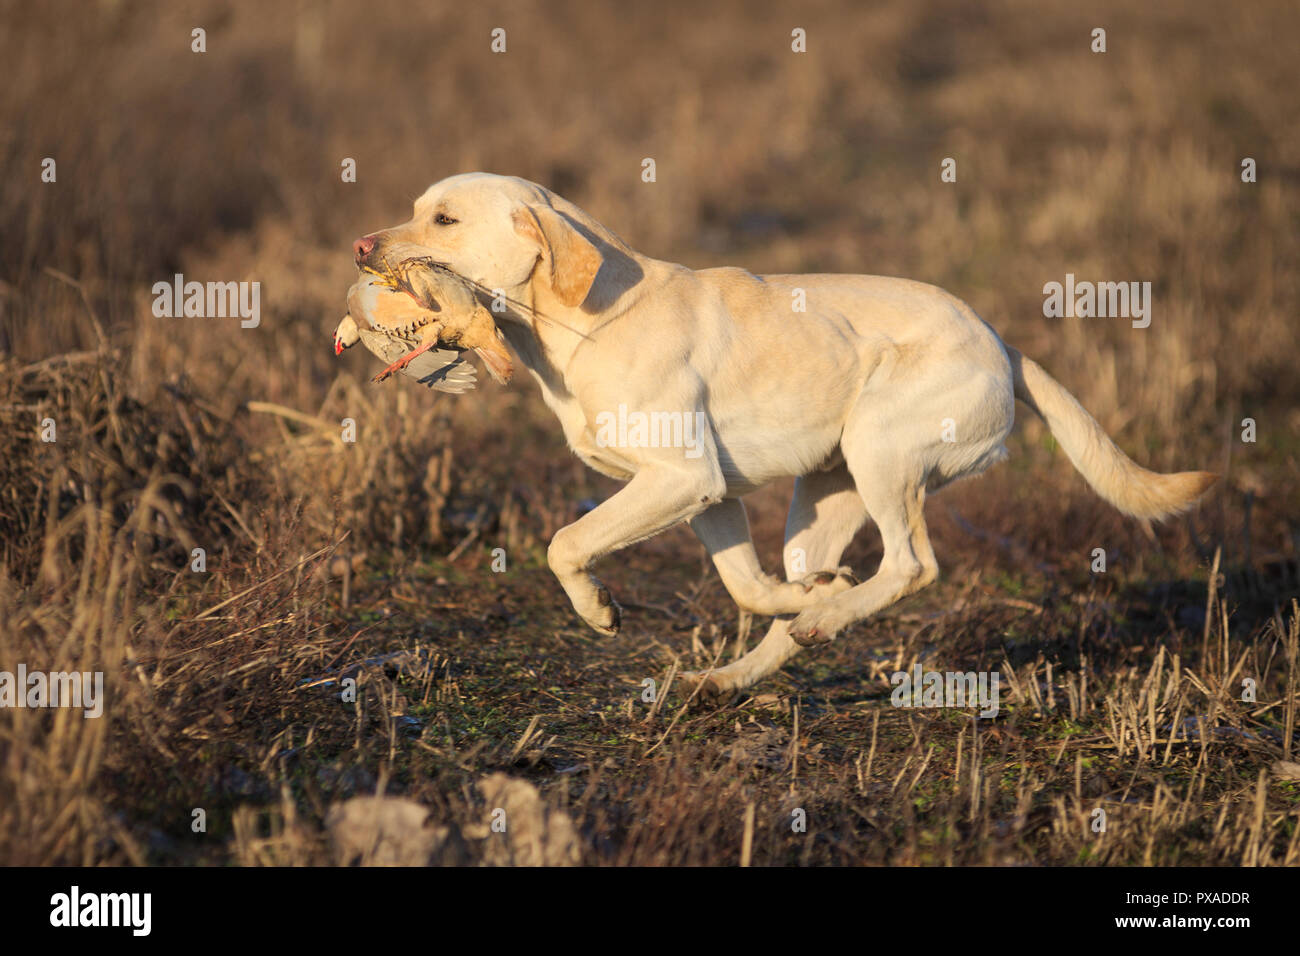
797,567,858,597
739,567,860,616
788,607,844,647
677,670,736,708
581,584,622,636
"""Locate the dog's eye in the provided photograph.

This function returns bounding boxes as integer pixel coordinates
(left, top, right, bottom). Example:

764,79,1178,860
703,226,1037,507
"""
434,213,458,225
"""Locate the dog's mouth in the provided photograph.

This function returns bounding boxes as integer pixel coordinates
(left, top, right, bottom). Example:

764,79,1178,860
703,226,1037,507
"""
359,253,456,312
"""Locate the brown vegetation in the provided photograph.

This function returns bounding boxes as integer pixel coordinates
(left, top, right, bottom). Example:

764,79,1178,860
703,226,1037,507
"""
0,0,1297,865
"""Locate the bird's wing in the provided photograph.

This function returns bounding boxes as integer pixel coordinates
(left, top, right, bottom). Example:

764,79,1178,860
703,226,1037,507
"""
356,327,478,393
405,263,480,315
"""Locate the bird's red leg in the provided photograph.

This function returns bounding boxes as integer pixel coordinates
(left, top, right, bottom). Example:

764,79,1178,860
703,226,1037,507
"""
371,328,442,383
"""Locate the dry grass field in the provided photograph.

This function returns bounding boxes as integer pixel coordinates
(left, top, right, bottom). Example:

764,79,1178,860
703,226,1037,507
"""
1,0,1297,866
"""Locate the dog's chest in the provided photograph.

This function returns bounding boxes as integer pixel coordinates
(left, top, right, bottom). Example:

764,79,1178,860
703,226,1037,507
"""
541,389,637,482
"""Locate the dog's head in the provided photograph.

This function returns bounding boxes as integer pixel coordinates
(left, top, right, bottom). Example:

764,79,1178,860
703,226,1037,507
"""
353,173,603,312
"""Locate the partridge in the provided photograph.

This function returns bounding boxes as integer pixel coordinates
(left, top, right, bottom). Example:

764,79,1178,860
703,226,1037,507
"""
333,310,477,393
337,259,514,387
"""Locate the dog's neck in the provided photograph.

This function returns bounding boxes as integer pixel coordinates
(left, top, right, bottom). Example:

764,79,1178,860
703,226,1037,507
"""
493,247,653,403
496,312,567,398
491,280,591,404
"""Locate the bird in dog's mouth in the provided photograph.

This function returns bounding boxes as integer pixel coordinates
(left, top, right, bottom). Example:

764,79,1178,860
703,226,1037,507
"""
334,256,513,387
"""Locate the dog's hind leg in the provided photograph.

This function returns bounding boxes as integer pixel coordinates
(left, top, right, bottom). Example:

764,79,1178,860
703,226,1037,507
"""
787,449,938,648
688,498,859,616
680,464,866,700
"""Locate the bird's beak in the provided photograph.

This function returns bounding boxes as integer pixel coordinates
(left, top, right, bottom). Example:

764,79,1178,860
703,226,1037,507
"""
334,336,344,356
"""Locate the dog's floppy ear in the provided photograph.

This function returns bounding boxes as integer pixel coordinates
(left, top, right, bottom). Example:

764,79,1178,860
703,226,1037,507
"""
511,204,601,308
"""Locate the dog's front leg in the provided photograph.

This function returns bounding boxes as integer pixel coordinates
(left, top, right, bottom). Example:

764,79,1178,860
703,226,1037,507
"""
548,465,727,636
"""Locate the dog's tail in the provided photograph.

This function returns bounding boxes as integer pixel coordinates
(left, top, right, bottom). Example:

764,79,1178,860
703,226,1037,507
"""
1006,346,1217,522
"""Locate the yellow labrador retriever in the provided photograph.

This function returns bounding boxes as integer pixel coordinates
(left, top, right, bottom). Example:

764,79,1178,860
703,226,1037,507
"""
352,173,1216,699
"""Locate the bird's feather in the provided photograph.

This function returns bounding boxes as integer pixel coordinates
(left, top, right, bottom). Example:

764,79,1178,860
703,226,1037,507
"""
354,326,477,393
342,263,513,388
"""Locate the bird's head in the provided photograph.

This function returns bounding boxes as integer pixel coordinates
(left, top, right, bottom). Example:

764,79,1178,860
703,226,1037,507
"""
334,315,360,356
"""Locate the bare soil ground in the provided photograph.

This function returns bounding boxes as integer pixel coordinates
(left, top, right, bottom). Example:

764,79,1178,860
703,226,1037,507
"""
1,0,1297,865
